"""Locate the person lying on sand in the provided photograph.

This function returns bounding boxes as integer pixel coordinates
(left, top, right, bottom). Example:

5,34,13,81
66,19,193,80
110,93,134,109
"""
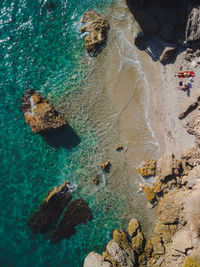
178,81,188,91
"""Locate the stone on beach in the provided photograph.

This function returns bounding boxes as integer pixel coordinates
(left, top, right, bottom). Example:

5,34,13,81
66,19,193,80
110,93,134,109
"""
80,10,110,56
100,161,111,171
21,89,66,133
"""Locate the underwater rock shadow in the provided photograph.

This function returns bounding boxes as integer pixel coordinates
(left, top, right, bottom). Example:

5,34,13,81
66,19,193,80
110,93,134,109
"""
41,124,81,149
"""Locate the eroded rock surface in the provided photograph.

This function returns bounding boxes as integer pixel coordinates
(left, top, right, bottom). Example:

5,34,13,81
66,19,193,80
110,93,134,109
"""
21,89,66,133
80,10,110,56
84,252,112,267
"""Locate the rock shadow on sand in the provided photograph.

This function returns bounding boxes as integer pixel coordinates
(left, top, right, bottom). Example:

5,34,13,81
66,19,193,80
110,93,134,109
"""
41,124,81,149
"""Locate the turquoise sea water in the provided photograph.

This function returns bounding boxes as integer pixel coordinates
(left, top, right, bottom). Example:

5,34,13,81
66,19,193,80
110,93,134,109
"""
0,0,137,266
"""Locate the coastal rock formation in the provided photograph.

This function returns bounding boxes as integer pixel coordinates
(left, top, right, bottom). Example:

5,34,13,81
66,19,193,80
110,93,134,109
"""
136,159,156,177
106,240,135,267
84,252,112,267
21,89,66,133
100,161,111,171
50,198,92,243
28,181,72,234
186,7,200,47
159,46,178,65
80,10,110,56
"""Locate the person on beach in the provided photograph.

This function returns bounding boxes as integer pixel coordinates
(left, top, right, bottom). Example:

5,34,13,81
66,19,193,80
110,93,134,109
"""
179,81,188,91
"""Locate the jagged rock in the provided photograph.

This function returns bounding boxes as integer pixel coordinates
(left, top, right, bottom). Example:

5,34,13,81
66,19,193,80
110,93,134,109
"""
158,191,182,225
128,218,140,237
138,239,153,265
156,152,175,181
28,181,72,234
113,230,133,256
150,236,165,257
80,10,110,56
100,161,111,171
50,198,92,243
152,181,163,195
184,256,200,267
180,147,200,175
143,185,157,204
115,144,123,151
84,252,112,267
171,230,193,254
159,46,178,65
132,230,144,255
21,89,66,133
106,240,136,267
186,7,200,47
187,113,200,146
136,159,156,177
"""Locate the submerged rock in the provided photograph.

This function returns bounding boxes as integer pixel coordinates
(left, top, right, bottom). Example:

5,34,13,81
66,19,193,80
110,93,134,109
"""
28,181,72,234
93,175,101,185
50,198,92,243
80,10,110,56
21,89,66,133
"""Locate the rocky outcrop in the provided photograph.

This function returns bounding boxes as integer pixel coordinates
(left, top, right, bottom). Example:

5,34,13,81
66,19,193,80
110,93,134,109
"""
84,252,112,267
50,198,92,243
80,10,110,56
100,161,111,171
21,89,66,133
178,96,200,120
28,181,72,234
187,113,200,146
136,159,156,177
106,240,135,267
159,45,178,65
186,6,200,48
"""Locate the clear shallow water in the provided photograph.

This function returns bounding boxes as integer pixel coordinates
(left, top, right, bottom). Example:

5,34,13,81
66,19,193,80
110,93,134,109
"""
0,0,158,266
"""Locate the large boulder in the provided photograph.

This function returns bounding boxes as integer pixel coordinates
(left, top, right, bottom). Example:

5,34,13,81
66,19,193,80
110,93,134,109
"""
28,181,72,234
80,10,110,56
50,198,92,243
84,252,112,267
136,159,156,177
186,7,200,47
21,89,66,133
106,240,136,267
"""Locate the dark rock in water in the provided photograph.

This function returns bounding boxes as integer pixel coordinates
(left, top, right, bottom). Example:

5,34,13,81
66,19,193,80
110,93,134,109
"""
50,198,92,243
21,89,66,134
28,182,72,234
100,161,111,172
93,175,101,185
186,6,200,47
80,10,110,56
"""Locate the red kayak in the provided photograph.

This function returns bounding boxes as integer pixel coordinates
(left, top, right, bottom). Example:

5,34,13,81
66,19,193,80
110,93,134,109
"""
175,71,195,78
